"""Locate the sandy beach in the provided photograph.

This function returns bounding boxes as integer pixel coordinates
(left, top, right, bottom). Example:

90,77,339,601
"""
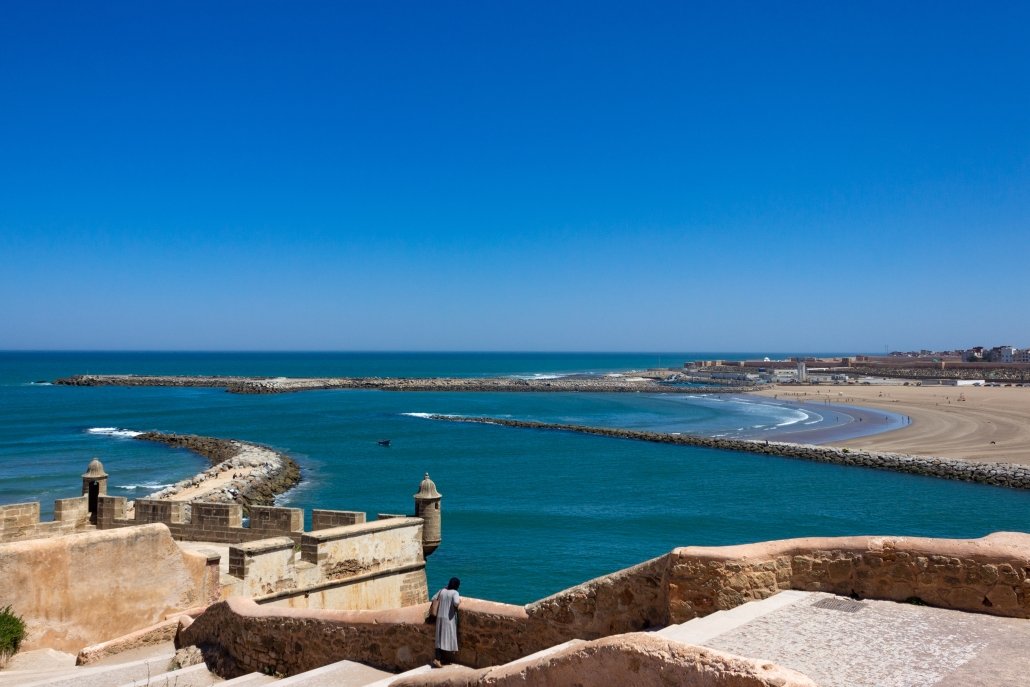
750,384,1030,465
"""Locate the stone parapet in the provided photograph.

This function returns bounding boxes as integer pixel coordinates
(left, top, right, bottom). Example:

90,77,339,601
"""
97,497,309,545
666,532,1030,622
0,497,92,543
179,532,1030,679
311,509,366,529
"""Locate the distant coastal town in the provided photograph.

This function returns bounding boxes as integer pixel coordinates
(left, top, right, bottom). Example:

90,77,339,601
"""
685,346,1030,385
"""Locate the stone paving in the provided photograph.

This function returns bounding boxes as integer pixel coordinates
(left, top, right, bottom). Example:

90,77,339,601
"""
704,592,1030,687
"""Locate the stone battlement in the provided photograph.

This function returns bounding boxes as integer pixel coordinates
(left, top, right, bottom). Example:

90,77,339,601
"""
0,497,92,544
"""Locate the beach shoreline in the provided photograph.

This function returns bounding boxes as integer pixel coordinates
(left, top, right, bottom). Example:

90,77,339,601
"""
748,384,1030,465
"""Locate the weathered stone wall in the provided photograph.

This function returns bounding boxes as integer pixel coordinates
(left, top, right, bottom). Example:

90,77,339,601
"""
522,554,669,652
97,497,306,544
0,497,92,544
311,509,366,529
666,532,1030,622
222,518,429,611
0,523,219,652
394,634,818,687
179,532,1030,679
181,596,528,677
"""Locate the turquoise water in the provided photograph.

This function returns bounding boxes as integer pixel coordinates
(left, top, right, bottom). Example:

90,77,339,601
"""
2,352,1029,604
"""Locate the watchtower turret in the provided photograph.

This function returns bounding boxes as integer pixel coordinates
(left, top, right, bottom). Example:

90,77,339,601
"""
414,472,441,557
82,458,108,524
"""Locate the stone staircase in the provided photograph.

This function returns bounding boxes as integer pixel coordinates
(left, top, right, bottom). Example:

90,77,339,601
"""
0,647,277,687
1,648,449,687
656,590,812,645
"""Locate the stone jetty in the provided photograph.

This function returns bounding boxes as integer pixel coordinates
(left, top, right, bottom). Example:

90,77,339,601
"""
136,432,301,509
427,415,1030,490
54,373,765,395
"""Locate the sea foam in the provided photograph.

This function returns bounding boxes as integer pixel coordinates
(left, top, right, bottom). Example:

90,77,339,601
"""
87,427,143,438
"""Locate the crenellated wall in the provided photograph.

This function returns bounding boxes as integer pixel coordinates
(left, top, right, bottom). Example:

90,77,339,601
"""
179,532,1030,678
96,497,306,544
0,497,92,543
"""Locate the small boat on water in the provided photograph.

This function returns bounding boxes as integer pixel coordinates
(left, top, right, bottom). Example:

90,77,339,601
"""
377,439,391,447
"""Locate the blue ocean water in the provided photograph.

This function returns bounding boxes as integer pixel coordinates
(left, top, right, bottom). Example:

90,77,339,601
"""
2,352,1028,604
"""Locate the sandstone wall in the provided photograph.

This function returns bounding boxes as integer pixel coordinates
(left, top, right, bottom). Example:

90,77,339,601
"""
97,497,307,544
666,532,1030,622
0,523,219,652
221,518,429,610
394,633,818,687
0,497,91,544
179,532,1030,678
181,596,528,677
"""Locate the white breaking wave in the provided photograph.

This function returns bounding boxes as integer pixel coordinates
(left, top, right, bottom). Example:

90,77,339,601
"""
116,482,172,490
402,412,466,420
511,373,567,380
87,427,143,438
775,410,811,427
25,381,53,386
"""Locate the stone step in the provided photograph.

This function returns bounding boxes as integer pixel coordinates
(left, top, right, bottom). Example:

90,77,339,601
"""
362,665,434,687
274,659,393,687
491,639,581,672
220,672,280,686
657,590,812,645
112,662,221,687
14,652,177,687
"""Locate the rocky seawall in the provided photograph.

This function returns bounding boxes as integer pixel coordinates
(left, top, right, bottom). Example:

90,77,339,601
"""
54,373,765,395
136,432,301,509
428,416,1030,490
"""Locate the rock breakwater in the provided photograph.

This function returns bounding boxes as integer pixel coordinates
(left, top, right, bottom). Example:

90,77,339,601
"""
54,373,765,395
136,432,301,510
427,416,1030,490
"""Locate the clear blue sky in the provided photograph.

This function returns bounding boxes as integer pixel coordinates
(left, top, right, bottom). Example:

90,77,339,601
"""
1,1,1027,352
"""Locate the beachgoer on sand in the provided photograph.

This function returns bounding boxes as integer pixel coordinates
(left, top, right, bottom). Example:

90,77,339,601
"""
430,577,461,668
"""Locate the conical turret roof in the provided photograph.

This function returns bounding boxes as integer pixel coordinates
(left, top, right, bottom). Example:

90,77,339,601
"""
414,472,441,499
82,457,108,479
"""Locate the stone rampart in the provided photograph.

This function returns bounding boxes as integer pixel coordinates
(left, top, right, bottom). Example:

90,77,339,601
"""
178,532,1030,678
666,532,1030,622
394,634,817,687
222,517,429,610
0,497,92,543
0,523,219,652
96,497,306,544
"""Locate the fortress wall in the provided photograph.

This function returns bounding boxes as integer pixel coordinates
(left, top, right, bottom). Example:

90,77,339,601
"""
180,596,528,677
392,634,817,687
0,523,218,653
264,566,428,611
0,497,92,543
221,519,429,610
666,532,1030,623
523,554,669,651
180,532,1030,679
311,509,366,529
97,497,305,544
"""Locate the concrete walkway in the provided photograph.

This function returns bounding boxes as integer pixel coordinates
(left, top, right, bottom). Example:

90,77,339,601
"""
681,591,1030,687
